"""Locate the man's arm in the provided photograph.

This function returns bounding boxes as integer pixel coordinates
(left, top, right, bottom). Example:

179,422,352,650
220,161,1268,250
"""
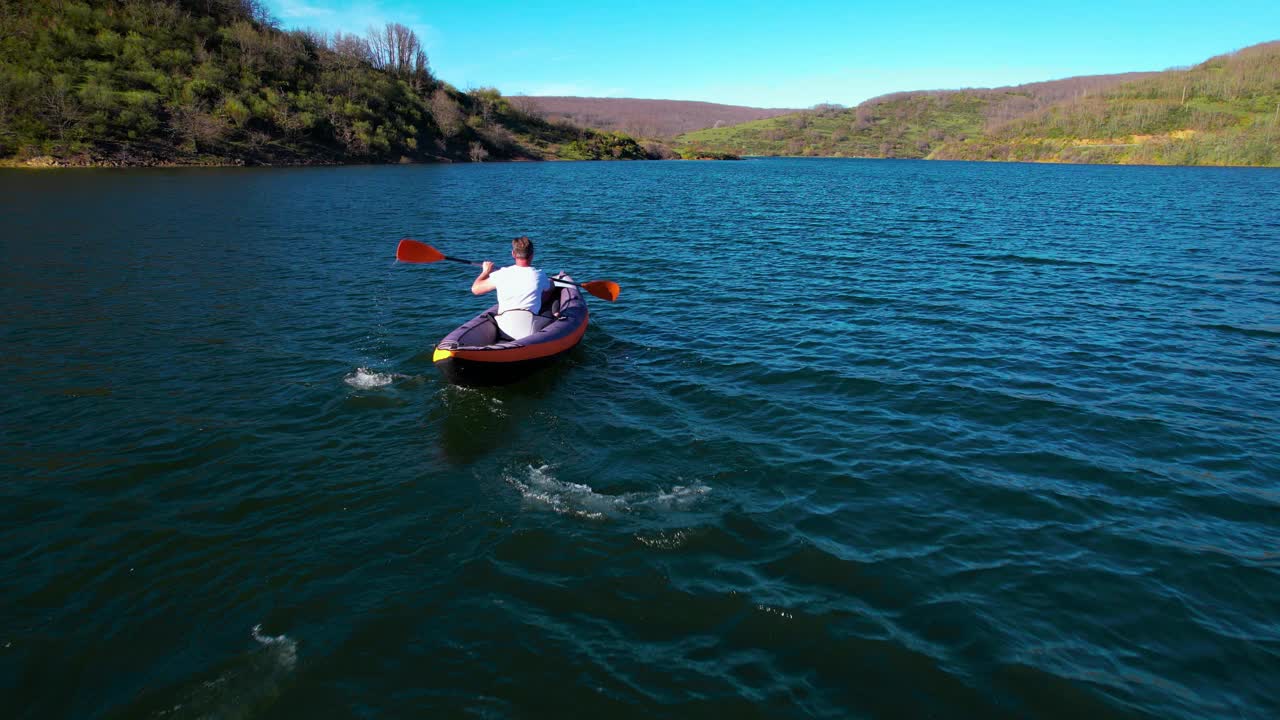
540,278,559,313
471,261,496,295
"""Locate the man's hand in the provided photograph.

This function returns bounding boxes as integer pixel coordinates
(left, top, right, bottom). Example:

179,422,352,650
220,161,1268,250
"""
472,261,497,295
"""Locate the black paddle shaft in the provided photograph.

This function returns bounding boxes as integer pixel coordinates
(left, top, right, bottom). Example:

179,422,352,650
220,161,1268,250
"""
446,255,589,291
443,255,483,267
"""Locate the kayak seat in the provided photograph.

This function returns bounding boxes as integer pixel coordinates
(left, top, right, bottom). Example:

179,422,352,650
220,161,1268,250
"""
495,309,536,341
456,285,569,345
457,316,501,346
545,287,564,316
530,313,557,334
524,286,566,335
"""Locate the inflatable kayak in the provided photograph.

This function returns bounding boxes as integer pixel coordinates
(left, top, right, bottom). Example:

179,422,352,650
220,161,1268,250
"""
432,273,588,386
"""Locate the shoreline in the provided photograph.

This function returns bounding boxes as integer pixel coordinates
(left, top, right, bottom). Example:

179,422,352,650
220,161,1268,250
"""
0,152,733,169
4,154,1275,170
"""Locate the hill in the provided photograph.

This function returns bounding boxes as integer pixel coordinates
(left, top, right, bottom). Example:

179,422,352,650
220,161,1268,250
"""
0,0,661,166
514,96,800,138
677,72,1160,160
931,42,1280,166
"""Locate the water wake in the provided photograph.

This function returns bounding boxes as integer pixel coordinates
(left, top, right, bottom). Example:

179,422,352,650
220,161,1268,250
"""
142,625,297,719
506,464,710,520
343,367,407,389
250,624,298,672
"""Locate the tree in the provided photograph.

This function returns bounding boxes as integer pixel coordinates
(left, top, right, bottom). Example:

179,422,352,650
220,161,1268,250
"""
0,0,660,165
177,0,274,26
467,87,504,125
507,94,542,119
41,74,83,143
330,31,371,62
366,22,431,91
429,88,463,137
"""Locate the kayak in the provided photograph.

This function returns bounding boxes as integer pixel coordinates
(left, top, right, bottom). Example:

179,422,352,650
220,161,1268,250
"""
432,273,589,386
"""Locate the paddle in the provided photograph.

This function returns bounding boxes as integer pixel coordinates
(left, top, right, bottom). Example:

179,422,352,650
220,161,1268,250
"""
395,238,621,302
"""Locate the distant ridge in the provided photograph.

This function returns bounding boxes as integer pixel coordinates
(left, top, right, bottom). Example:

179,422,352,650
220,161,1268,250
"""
676,50,1280,167
931,42,1280,165
678,72,1167,159
517,96,802,138
862,72,1162,109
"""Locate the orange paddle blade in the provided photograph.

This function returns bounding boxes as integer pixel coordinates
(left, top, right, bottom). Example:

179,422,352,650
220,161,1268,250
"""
582,280,620,302
396,238,445,263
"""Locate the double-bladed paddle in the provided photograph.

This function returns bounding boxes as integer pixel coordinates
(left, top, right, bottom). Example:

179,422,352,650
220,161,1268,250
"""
395,238,621,302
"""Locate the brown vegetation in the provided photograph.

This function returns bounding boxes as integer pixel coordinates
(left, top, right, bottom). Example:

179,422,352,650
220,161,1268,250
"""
518,97,801,138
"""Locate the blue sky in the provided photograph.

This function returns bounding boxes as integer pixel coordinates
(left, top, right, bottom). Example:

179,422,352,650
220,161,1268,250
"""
265,0,1280,108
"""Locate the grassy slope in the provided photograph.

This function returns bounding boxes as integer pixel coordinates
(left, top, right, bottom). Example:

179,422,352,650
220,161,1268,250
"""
932,43,1280,166
679,93,991,158
679,45,1279,166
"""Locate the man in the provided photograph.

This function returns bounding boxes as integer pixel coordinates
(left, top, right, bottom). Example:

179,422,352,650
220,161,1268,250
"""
471,236,555,340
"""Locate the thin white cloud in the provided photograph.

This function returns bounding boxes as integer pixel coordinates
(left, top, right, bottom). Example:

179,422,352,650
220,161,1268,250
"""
266,1,438,48
275,0,335,19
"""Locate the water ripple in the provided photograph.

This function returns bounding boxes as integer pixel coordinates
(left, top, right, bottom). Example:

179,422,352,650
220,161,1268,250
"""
3,160,1278,719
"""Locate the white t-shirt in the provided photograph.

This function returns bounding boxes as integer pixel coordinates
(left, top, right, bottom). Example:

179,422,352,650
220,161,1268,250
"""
491,265,552,314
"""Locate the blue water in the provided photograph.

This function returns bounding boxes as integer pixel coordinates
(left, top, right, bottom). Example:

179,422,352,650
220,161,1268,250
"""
2,158,1278,719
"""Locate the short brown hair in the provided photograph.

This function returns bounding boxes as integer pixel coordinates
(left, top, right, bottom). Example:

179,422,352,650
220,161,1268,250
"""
512,236,534,259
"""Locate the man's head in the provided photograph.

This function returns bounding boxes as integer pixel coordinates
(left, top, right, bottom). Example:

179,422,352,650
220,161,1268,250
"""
511,236,534,262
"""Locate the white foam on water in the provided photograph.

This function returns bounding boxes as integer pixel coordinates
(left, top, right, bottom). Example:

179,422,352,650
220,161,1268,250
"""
756,604,795,620
440,385,508,416
344,367,405,389
507,465,710,520
447,385,503,404
644,483,713,511
636,528,694,549
146,624,297,719
251,624,297,671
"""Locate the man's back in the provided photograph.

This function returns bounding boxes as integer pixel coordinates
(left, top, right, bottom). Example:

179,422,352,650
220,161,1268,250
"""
470,236,553,340
490,264,551,339
492,265,551,314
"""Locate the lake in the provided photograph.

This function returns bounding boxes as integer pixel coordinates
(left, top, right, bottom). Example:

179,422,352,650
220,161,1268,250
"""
2,158,1277,719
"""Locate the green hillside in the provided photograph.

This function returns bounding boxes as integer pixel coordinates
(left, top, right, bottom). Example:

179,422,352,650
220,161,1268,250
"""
932,43,1280,166
0,0,655,166
679,44,1279,166
678,94,993,159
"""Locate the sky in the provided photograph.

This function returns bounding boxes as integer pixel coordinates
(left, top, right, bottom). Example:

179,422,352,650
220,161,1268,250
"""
264,0,1280,108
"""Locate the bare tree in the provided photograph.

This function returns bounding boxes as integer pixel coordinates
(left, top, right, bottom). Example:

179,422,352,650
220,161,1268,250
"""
330,31,371,62
318,31,372,101
507,94,543,119
238,0,275,25
366,22,432,90
171,103,223,152
226,20,263,72
478,124,517,153
0,69,14,134
41,75,82,142
468,141,488,162
179,0,274,26
297,27,328,50
429,89,464,137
